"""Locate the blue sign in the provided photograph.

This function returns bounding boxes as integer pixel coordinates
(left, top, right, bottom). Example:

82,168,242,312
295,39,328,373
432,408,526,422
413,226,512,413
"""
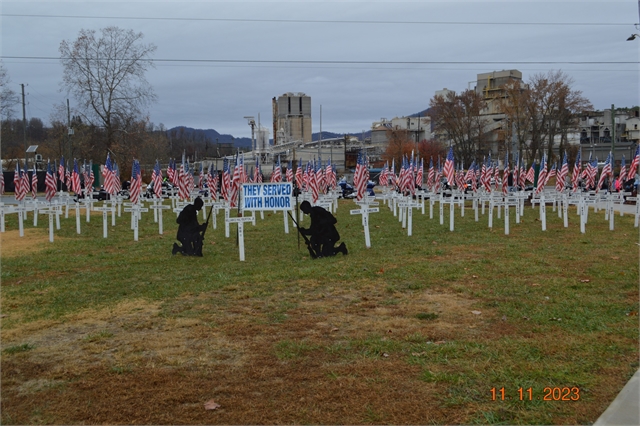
241,182,293,211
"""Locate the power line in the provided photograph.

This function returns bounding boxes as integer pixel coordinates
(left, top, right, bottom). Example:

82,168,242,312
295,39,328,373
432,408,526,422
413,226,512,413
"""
1,55,637,65
0,13,633,26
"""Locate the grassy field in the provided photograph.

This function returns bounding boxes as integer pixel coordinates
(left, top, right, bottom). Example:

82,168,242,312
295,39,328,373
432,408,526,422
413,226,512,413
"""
1,196,638,424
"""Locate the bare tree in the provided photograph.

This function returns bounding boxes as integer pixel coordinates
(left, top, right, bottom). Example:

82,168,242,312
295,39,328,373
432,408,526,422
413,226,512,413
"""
429,89,490,166
0,61,19,120
59,27,157,159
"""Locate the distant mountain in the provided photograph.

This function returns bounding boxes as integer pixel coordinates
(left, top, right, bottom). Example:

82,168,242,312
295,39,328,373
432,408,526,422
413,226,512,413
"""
169,111,429,148
167,126,252,148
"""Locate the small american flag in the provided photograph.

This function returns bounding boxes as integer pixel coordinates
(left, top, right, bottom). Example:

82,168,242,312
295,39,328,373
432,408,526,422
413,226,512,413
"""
585,156,597,190
326,159,336,189
619,155,627,183
512,153,519,190
443,147,455,187
221,158,230,202
596,152,612,193
556,153,569,192
271,156,282,182
525,162,536,183
544,162,556,186
71,159,82,195
571,150,581,193
519,160,526,189
31,167,38,199
229,154,242,207
379,161,388,187
0,162,4,195
629,145,640,180
427,157,434,191
354,151,368,200
208,164,219,201
309,159,320,203
103,153,116,195
295,159,303,189
152,160,163,199
14,162,23,201
536,155,547,194
286,160,294,183
317,159,327,194
416,158,424,189
130,160,142,204
58,156,65,190
45,161,56,202
502,151,509,195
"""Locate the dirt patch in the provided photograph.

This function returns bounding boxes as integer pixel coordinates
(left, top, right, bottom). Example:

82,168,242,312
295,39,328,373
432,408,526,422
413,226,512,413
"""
0,228,53,258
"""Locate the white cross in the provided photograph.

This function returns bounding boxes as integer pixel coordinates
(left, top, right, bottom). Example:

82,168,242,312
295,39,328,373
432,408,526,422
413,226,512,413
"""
226,215,255,261
94,205,115,238
349,205,379,248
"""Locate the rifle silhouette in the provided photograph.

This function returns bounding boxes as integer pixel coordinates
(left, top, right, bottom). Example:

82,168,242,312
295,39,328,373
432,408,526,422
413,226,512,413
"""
200,201,215,240
287,211,318,259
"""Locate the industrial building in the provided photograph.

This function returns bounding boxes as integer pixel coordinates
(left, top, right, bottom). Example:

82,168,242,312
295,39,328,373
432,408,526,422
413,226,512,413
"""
272,93,312,145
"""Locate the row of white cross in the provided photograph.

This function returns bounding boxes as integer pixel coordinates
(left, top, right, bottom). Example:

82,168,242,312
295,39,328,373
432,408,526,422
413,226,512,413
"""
2,187,637,257
363,187,639,242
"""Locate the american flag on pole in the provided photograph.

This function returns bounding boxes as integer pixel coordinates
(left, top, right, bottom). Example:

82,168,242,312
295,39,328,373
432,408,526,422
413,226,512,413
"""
519,159,526,190
14,162,28,201
471,162,479,192
502,151,509,195
229,154,242,207
326,159,336,189
285,160,293,183
31,166,38,199
596,152,612,193
208,164,219,201
71,159,82,195
619,155,627,183
65,160,71,189
571,150,581,193
544,162,556,186
309,159,319,203
585,156,597,190
556,153,569,192
178,156,188,200
512,153,519,190
536,155,547,194
317,159,327,194
271,156,282,182
483,156,493,192
443,147,455,187
525,161,536,183
58,156,65,190
416,158,424,189
103,153,116,196
221,158,230,202
88,161,95,195
295,159,303,189
379,161,389,187
354,151,368,201
45,161,57,202
629,145,640,181
152,160,163,198
254,157,262,183
0,161,4,195
130,160,142,204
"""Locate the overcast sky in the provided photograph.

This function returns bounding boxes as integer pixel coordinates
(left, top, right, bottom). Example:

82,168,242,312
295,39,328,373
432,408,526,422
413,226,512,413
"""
1,0,638,139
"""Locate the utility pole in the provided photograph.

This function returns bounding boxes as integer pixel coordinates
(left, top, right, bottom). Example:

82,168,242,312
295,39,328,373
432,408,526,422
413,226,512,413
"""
21,84,27,167
611,104,616,164
67,99,72,160
318,104,322,159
